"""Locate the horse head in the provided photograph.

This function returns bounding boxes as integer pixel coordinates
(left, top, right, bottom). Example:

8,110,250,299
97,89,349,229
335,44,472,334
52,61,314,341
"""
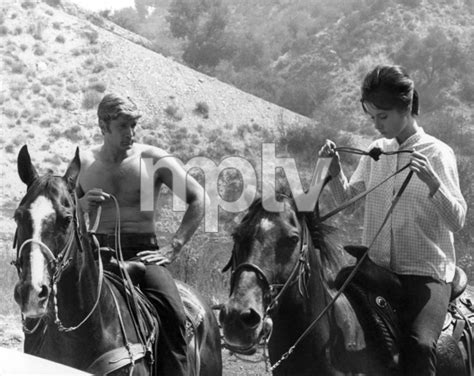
219,194,309,355
13,145,81,318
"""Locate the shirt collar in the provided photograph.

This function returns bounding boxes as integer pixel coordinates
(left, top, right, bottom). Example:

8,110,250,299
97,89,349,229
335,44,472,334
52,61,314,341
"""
398,126,425,149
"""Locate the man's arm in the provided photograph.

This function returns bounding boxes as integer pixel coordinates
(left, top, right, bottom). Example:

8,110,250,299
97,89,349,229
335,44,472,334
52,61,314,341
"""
139,148,208,264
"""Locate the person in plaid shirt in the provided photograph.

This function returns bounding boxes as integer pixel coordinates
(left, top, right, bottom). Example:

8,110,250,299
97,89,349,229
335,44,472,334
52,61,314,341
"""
319,65,467,375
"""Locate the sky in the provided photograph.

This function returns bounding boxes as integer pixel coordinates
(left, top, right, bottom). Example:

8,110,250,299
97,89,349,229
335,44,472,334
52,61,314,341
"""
70,0,135,11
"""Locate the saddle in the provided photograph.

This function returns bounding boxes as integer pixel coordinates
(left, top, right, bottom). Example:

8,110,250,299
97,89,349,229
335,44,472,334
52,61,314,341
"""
331,245,472,374
99,246,204,343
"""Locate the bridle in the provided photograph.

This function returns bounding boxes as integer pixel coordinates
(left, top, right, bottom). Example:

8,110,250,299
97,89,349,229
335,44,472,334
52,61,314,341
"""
13,191,104,334
225,146,416,371
227,207,312,348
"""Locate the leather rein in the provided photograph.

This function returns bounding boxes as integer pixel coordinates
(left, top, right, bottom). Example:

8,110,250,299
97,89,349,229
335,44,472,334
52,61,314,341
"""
226,146,415,371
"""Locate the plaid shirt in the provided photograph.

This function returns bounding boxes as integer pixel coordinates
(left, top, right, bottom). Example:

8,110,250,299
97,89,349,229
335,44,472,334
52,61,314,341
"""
329,128,466,282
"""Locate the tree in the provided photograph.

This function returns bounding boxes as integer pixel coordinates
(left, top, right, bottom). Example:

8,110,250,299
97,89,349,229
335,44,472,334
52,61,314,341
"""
167,0,231,68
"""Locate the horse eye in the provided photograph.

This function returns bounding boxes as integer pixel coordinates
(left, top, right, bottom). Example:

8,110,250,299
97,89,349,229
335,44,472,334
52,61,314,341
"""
288,235,300,244
60,216,72,226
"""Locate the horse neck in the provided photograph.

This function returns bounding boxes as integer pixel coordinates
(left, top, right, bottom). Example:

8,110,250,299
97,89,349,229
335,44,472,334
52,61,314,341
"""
269,234,332,343
56,228,101,323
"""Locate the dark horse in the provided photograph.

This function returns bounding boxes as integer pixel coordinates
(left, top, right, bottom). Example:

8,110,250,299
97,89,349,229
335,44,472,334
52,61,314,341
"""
219,192,473,375
13,145,222,375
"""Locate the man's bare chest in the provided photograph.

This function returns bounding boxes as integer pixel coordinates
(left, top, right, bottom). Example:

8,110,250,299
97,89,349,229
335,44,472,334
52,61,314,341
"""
80,157,143,198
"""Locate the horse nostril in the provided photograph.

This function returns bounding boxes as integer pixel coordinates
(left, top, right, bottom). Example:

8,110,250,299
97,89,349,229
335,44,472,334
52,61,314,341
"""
38,284,49,302
218,306,227,324
240,308,261,329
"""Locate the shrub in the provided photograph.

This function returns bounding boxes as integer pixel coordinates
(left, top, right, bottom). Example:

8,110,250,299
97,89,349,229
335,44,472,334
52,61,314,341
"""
82,28,99,44
40,118,53,128
55,34,65,43
164,104,183,121
66,84,80,93
83,56,94,67
194,101,209,118
92,64,105,73
87,14,105,27
62,99,75,110
21,1,36,9
0,25,9,36
87,81,106,92
4,107,19,118
62,125,83,142
11,61,25,74
29,22,45,40
82,90,102,109
33,44,46,56
44,0,61,7
52,22,61,30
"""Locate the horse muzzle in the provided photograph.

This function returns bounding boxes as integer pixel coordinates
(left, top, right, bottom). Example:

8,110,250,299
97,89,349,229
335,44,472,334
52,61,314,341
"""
220,302,273,354
14,281,50,318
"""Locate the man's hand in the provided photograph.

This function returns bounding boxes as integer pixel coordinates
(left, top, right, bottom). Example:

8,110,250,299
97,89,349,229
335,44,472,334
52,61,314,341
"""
79,188,110,212
137,244,179,266
409,151,441,196
318,139,341,177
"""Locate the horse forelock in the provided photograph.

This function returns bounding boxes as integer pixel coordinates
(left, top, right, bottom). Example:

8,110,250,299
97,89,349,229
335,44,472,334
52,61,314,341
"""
19,174,74,216
233,192,345,279
15,174,75,261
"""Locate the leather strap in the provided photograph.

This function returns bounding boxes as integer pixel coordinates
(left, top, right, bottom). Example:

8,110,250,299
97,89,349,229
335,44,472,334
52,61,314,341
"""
87,343,147,375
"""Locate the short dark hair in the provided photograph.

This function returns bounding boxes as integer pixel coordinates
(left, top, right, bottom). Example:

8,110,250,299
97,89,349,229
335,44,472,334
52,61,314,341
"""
361,65,419,116
97,93,141,123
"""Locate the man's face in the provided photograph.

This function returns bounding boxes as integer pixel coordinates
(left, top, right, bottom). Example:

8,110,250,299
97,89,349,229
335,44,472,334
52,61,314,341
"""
104,115,137,150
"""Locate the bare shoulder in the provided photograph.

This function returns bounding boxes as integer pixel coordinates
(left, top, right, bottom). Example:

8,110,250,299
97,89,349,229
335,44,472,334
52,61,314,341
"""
78,146,100,169
135,143,170,160
135,144,184,170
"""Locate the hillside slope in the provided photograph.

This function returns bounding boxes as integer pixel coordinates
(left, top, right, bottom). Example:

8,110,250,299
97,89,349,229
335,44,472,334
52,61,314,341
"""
0,0,319,312
0,0,313,212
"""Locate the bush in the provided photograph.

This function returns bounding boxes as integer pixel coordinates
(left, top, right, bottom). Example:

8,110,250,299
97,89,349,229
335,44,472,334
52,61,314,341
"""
44,0,61,6
33,44,46,56
11,61,25,74
0,25,9,36
62,125,83,142
66,84,80,93
55,34,65,43
82,90,102,109
92,64,105,73
164,104,183,121
21,1,36,9
82,28,99,44
87,81,107,92
194,101,209,118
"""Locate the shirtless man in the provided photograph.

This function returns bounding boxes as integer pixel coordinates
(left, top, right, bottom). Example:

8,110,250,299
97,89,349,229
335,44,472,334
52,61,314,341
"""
77,93,206,376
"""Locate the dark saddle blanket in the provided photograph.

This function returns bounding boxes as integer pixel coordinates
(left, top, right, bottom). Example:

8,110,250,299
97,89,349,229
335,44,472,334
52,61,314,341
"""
332,245,473,374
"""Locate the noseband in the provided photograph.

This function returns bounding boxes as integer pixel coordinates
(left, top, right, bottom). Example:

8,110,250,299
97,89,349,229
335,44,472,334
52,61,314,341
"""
229,219,311,316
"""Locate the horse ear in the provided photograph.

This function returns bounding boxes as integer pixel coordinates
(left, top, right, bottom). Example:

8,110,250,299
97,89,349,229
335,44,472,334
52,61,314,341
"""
17,145,38,187
63,147,81,191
